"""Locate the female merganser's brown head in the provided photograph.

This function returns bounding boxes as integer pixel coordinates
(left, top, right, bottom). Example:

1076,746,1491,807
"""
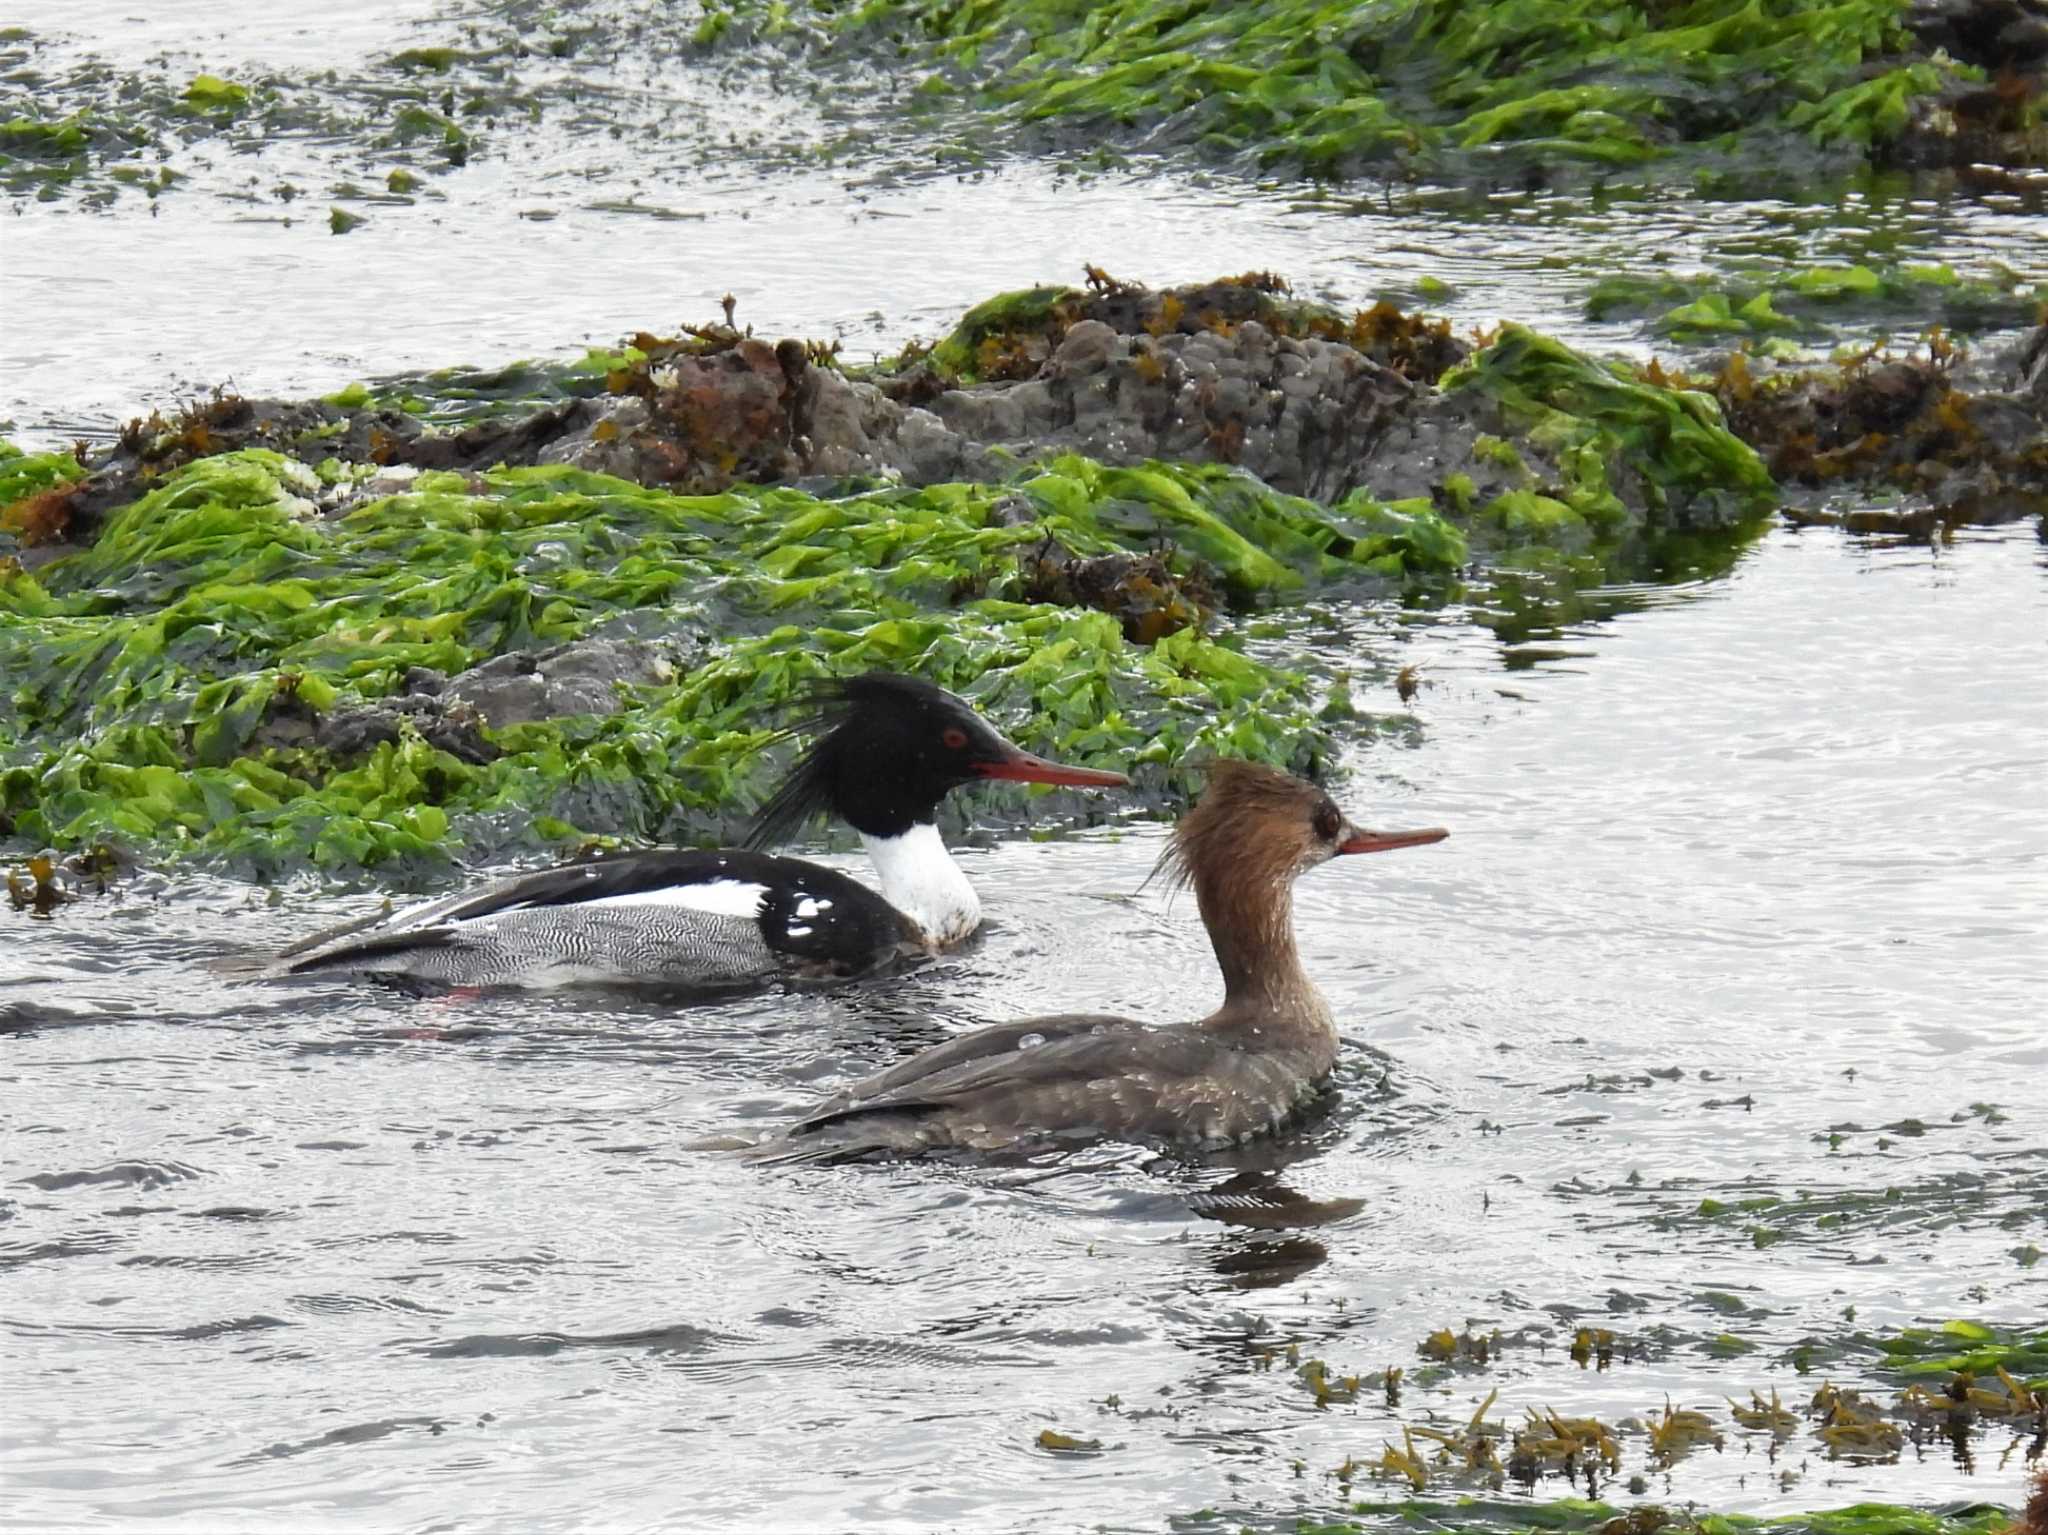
1159,760,1447,888
1157,760,1448,1028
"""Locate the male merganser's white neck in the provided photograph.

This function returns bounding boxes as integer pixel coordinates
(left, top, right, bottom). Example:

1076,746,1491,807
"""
861,823,980,948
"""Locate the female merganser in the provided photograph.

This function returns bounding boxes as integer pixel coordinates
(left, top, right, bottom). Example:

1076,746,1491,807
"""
759,760,1446,1161
270,673,1128,989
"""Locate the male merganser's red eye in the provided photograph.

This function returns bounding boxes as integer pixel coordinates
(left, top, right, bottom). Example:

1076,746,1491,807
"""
942,726,968,750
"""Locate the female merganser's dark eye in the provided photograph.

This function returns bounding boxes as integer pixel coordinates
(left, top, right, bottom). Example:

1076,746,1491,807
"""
1312,802,1342,842
942,726,969,750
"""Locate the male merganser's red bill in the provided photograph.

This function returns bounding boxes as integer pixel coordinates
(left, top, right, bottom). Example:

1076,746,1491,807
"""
975,750,1130,788
757,760,1448,1164
263,672,1128,990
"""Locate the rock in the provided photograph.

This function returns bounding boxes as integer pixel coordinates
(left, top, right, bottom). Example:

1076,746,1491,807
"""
443,638,679,728
245,689,497,765
1903,0,2048,66
1716,343,2048,513
1016,545,1213,643
1964,392,2044,457
314,697,499,765
800,369,882,474
782,316,1421,501
546,340,806,490
2017,324,2048,404
2004,10,2048,60
238,639,683,770
1049,319,1120,376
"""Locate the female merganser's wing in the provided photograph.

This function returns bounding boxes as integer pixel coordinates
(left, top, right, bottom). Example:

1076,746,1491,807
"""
766,1022,1318,1161
828,1013,1139,1109
274,850,920,988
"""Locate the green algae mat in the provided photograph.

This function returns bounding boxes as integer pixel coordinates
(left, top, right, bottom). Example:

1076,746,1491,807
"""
696,0,2032,180
7,0,2039,227
0,449,1454,871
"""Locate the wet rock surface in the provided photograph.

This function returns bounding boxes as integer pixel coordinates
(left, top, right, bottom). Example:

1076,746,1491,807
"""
2017,323,2048,405
650,316,1437,504
7,279,1738,565
1013,540,1214,645
8,279,2040,589
555,336,813,491
1714,334,2048,526
245,638,687,760
440,638,683,728
540,278,1478,506
1903,0,2048,70
1894,0,2048,173
252,689,502,767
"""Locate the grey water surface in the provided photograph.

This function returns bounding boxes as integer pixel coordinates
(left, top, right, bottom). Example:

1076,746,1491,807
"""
5,524,2045,1531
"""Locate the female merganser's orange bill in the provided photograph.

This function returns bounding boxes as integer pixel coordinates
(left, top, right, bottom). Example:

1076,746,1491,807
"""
758,760,1446,1163
267,673,1128,990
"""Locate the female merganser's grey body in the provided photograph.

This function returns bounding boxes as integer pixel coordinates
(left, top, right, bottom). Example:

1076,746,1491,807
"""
759,760,1446,1161
269,673,1127,989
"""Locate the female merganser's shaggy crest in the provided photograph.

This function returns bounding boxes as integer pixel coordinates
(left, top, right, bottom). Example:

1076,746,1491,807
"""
760,760,1446,1162
270,673,1128,989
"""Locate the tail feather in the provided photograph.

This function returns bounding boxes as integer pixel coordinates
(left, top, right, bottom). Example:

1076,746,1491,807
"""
203,953,287,981
268,905,400,961
745,1104,948,1166
742,1137,885,1168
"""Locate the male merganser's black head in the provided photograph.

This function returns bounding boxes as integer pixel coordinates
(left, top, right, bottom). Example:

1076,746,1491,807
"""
744,672,1129,846
1156,760,1449,896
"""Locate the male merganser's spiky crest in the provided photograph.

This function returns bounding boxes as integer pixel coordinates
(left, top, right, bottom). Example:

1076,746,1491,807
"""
746,672,1126,847
743,671,1128,947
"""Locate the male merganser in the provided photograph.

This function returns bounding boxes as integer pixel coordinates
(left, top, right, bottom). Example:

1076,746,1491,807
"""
270,673,1129,989
759,760,1446,1161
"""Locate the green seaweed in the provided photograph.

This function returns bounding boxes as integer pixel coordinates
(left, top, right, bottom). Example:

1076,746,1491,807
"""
1788,62,1950,147
389,47,465,72
181,74,250,113
709,0,1979,182
927,286,1080,382
0,114,90,157
1872,1320,2048,1385
387,104,471,165
0,450,1441,871
1443,327,1775,530
1287,1497,2017,1535
0,442,86,512
1586,262,2045,343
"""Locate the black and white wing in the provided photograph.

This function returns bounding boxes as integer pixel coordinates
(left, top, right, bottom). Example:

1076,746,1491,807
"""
274,850,920,989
